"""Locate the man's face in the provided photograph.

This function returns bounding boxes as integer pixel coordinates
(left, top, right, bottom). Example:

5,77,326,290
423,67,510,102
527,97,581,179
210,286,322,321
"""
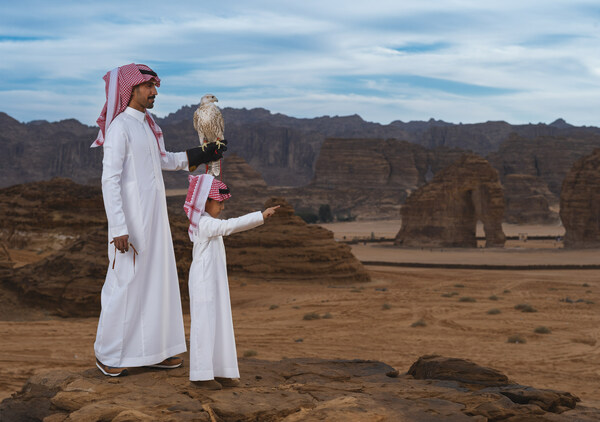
205,198,225,218
129,81,157,112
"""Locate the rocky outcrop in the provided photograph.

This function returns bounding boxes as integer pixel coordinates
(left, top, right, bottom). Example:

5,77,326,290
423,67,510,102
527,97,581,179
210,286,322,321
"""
1,179,368,316
224,197,370,283
396,154,505,248
276,138,466,220
560,149,600,248
488,133,600,197
503,174,559,224
2,355,597,421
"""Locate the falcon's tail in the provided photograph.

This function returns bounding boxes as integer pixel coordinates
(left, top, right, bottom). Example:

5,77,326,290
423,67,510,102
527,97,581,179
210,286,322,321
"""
207,160,221,177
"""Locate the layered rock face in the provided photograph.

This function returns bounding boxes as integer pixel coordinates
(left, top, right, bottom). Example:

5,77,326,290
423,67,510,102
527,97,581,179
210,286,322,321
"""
488,133,600,197
1,178,368,316
395,154,505,248
503,174,559,224
560,149,600,248
224,197,370,283
2,355,596,421
280,138,465,220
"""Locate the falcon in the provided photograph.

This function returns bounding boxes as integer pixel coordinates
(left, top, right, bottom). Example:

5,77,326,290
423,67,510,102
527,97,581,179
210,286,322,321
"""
193,94,225,176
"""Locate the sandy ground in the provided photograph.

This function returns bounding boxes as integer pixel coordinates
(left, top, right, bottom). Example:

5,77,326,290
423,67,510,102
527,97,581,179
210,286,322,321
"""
1,266,599,409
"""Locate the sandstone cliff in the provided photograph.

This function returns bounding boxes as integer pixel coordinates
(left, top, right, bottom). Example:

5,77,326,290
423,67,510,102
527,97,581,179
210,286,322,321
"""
0,179,368,317
560,149,600,248
2,355,597,421
488,133,600,197
396,154,505,248
503,174,559,224
277,138,466,220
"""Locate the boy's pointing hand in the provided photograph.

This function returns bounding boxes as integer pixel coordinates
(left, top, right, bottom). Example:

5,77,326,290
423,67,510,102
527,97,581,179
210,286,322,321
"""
262,205,280,219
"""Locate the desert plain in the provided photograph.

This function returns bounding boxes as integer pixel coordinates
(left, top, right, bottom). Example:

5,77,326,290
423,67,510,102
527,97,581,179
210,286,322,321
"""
1,220,599,415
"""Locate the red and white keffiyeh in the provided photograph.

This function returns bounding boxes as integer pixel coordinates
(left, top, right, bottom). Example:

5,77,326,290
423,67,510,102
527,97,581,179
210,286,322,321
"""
184,174,214,238
184,175,232,239
90,63,166,156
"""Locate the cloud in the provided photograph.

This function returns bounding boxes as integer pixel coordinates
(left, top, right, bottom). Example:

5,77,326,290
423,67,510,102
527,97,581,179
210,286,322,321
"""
1,1,600,126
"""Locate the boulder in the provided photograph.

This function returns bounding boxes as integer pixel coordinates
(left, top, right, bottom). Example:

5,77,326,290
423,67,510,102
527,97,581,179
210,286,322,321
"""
560,148,600,247
396,154,505,248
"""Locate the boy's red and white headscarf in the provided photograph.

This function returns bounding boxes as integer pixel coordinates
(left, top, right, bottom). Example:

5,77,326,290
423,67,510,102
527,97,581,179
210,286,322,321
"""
90,63,166,156
184,174,231,239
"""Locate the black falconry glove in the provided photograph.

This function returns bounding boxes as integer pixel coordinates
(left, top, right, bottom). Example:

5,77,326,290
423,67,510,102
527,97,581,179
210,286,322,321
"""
186,141,228,172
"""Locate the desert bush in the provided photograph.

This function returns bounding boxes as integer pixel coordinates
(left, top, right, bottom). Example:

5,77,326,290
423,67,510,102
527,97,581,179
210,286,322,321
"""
487,308,501,315
514,304,537,313
269,304,279,310
411,319,427,328
454,284,465,288
303,312,320,320
441,292,459,298
318,204,334,223
507,335,526,344
459,297,476,303
582,283,590,287
382,303,391,310
503,289,511,294
488,295,499,301
322,312,333,319
244,350,258,357
534,326,551,334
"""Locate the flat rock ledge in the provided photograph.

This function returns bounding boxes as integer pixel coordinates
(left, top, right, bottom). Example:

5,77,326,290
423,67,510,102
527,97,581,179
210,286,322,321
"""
2,355,599,421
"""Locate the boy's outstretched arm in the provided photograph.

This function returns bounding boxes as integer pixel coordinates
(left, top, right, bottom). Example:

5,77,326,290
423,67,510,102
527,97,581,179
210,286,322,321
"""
262,205,280,219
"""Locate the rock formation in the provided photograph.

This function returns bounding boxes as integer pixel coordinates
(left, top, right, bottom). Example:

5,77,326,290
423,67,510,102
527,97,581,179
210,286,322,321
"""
2,355,597,421
1,179,368,317
503,174,559,224
395,154,505,248
560,149,600,248
488,133,600,197
224,197,370,283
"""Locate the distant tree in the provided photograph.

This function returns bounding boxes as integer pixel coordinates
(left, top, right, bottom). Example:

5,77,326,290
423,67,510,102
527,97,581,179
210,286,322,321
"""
295,209,318,224
318,204,333,223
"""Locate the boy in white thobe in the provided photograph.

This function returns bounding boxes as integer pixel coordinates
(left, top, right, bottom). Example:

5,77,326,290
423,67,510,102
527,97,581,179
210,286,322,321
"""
183,174,278,389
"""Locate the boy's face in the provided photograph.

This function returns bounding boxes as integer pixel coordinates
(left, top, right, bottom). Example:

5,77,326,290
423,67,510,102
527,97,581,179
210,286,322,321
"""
205,198,225,218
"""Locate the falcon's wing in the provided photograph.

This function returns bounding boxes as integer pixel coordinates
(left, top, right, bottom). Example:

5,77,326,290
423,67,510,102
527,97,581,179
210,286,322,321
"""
193,109,205,143
210,105,225,140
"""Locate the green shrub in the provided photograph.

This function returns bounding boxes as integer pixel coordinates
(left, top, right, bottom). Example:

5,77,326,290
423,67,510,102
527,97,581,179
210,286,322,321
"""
514,304,537,313
411,319,427,328
534,326,551,334
303,312,320,320
459,297,476,303
487,308,501,315
244,350,258,357
507,335,526,344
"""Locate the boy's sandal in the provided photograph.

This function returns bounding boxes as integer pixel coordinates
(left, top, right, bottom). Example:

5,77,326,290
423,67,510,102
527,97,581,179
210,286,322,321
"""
96,358,128,377
146,356,183,369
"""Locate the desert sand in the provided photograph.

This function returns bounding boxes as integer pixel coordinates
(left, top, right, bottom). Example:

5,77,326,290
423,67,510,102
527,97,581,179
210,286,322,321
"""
2,249,599,412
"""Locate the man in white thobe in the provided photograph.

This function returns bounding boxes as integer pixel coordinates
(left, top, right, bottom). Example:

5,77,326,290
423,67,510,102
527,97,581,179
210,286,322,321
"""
183,174,278,389
90,63,226,376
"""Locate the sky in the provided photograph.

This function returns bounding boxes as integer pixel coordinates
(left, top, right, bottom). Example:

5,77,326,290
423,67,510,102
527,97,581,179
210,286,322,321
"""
2,0,600,127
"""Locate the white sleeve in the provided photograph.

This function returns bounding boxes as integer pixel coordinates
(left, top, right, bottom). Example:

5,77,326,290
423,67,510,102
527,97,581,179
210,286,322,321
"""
197,211,264,238
160,151,189,171
101,123,129,238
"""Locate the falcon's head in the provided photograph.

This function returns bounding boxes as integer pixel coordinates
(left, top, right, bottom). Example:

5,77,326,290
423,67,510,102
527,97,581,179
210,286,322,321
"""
200,94,218,105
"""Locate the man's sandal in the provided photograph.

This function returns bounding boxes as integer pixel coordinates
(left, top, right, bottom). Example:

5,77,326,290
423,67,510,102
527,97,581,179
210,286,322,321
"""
96,358,128,377
146,356,183,369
